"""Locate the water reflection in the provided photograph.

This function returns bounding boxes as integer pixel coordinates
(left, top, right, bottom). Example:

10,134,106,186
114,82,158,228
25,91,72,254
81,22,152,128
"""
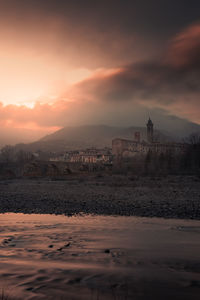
0,213,199,299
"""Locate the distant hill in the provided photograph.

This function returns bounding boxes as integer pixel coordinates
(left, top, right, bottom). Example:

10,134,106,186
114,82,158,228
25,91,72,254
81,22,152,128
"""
13,125,172,153
0,127,47,148
4,113,200,153
1,106,200,151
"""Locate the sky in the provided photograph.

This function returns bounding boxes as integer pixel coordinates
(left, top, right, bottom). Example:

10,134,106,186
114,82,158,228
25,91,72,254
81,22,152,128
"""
0,0,200,142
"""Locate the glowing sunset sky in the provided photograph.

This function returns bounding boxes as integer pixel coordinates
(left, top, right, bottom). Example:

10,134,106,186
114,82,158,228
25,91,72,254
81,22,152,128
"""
0,0,200,142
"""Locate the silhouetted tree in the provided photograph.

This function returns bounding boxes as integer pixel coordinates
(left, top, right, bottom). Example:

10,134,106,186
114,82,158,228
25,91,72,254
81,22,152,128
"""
0,145,15,163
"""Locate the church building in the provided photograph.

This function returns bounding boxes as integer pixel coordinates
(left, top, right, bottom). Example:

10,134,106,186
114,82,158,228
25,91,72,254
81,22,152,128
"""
112,118,186,158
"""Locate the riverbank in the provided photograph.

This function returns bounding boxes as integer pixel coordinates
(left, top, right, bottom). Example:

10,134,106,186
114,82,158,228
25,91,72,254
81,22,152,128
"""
0,175,199,219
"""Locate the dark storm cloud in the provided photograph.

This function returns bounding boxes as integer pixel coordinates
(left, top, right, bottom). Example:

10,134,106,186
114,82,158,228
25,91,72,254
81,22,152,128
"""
67,22,200,122
75,60,200,104
0,22,200,131
0,0,200,130
0,0,200,68
2,0,199,33
1,21,199,127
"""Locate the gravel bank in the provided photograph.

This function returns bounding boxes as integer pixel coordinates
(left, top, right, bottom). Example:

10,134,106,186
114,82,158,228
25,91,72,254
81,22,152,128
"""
0,175,200,219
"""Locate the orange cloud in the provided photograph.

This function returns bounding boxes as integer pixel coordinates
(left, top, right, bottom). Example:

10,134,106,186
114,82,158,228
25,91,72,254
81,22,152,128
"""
166,23,200,69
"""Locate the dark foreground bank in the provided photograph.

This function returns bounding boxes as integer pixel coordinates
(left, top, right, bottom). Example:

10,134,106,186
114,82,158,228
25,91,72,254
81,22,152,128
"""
0,175,200,219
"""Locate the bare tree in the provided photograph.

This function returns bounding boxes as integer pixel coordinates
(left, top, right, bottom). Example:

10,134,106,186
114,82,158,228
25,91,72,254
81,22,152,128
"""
0,145,15,163
184,133,200,145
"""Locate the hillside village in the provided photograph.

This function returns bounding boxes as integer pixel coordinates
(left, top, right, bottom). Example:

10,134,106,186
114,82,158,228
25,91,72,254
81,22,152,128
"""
49,118,187,163
0,118,197,179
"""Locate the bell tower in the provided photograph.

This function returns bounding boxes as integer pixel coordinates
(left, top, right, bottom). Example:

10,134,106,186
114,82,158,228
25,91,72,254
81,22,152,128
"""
146,118,153,143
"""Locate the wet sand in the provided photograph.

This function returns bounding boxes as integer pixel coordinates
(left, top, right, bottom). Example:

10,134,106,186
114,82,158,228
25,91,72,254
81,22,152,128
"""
0,175,200,219
0,213,199,299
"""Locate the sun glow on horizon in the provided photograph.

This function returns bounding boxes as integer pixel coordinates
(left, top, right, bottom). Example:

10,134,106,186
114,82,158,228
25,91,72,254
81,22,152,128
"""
0,66,92,107
0,45,92,107
15,102,36,109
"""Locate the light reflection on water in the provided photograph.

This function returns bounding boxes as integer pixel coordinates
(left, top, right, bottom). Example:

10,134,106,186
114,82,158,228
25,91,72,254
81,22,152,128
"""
0,213,199,300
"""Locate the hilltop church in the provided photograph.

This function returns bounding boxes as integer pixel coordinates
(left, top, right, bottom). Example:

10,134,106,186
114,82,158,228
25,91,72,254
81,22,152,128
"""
112,118,186,158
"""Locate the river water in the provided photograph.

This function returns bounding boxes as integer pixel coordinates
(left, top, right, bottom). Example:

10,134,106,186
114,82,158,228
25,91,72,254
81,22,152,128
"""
0,213,199,299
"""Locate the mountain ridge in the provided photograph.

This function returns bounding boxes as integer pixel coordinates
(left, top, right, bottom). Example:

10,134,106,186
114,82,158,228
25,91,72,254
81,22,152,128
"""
2,116,200,153
12,124,172,153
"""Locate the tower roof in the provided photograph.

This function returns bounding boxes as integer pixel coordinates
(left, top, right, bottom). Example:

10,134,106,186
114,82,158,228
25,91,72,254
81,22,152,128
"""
147,118,153,126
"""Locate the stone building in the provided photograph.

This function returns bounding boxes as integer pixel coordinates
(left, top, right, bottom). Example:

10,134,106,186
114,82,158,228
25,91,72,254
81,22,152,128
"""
66,148,112,164
112,118,187,158
50,148,113,164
